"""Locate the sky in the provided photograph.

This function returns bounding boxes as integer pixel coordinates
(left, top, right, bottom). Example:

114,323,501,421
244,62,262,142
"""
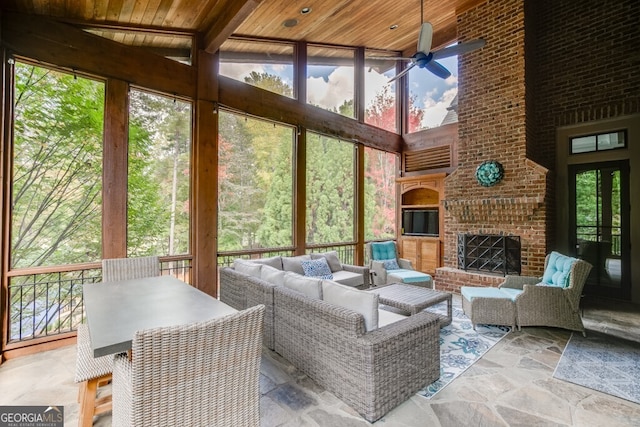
219,54,459,130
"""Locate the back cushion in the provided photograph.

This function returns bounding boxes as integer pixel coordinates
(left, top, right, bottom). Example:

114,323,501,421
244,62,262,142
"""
282,255,311,275
233,259,262,278
283,272,322,299
310,251,342,272
260,265,286,285
322,280,379,332
542,251,577,288
251,256,283,270
371,241,397,261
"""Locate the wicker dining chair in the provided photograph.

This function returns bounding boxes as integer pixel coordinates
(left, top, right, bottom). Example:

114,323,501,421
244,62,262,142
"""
75,256,160,427
112,304,265,427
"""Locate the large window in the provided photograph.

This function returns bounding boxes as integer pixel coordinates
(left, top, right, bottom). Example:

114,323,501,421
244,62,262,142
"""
364,148,398,240
218,111,295,251
407,55,458,133
306,133,355,244
11,61,104,268
365,49,399,132
219,38,295,98
307,45,355,118
127,90,192,257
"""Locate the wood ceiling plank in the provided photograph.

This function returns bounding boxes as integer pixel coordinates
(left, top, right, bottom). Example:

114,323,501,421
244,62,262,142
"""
106,0,124,22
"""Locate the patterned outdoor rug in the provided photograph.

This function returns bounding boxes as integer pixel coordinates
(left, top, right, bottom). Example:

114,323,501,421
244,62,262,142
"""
553,331,640,404
417,298,511,399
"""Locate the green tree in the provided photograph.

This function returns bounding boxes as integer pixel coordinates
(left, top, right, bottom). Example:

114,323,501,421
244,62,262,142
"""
306,133,355,244
12,63,104,268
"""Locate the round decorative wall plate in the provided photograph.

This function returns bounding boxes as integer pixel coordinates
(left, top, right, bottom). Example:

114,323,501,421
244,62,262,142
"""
475,160,504,187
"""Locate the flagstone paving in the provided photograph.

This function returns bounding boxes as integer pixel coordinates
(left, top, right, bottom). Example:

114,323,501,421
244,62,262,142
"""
1,296,639,426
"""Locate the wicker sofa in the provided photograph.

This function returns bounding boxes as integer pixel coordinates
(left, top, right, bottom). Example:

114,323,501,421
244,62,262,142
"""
219,257,441,422
274,285,440,423
220,253,369,349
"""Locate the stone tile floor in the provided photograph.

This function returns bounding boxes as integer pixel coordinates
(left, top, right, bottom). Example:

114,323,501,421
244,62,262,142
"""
1,295,639,426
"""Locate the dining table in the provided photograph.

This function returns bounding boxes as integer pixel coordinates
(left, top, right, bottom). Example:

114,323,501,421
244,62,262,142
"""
83,275,237,357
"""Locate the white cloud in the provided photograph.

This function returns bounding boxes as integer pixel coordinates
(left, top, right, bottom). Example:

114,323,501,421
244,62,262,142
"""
219,63,265,81
421,87,458,128
364,69,395,108
307,66,354,110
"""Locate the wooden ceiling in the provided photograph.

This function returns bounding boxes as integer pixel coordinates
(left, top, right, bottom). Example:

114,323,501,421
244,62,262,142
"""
2,0,487,56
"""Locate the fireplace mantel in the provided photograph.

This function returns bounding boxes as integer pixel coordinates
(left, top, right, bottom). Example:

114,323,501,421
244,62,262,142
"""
443,196,544,223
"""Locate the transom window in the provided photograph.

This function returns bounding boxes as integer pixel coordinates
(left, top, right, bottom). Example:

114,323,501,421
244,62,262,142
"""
570,130,626,154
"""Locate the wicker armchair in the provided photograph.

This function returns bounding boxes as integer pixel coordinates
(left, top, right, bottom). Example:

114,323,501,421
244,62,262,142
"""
500,254,592,335
365,241,432,288
76,256,160,426
112,305,265,427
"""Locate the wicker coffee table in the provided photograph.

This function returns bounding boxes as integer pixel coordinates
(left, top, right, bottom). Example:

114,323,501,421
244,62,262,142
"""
369,283,452,327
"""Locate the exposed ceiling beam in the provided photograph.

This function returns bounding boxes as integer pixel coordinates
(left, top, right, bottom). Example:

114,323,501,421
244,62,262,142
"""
202,0,262,54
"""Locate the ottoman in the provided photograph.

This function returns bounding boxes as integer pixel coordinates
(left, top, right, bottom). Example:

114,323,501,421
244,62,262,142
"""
460,286,519,330
386,269,433,288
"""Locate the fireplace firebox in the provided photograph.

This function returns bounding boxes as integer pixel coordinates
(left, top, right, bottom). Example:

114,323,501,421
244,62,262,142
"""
458,234,521,276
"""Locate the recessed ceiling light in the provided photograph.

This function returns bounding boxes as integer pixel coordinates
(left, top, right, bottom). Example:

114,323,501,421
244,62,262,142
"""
283,18,298,28
300,7,312,14
389,24,399,30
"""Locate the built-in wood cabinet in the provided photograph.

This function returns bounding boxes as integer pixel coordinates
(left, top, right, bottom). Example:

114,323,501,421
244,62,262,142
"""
397,173,446,275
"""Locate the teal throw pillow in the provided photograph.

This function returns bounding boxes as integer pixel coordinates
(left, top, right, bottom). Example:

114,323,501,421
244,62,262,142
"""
301,258,333,280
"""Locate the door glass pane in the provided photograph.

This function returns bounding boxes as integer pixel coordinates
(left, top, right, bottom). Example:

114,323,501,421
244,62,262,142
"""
575,167,622,289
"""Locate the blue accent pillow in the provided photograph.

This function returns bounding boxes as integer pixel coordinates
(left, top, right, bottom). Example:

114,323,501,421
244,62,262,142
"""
541,251,577,288
371,241,397,261
301,258,333,280
381,258,400,270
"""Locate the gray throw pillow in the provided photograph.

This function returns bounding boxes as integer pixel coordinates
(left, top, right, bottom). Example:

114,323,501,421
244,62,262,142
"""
282,255,311,275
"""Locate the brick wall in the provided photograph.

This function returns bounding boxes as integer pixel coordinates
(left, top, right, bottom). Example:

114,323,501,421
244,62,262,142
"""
435,0,640,293
528,0,640,170
436,0,549,292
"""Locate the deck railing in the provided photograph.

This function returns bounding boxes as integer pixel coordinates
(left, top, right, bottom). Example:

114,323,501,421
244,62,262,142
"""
4,256,192,346
217,242,358,267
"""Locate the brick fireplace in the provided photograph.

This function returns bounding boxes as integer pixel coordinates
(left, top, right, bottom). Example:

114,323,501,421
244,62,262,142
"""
434,0,549,293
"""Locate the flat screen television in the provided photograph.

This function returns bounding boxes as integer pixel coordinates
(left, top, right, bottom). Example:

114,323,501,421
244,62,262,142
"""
402,209,439,236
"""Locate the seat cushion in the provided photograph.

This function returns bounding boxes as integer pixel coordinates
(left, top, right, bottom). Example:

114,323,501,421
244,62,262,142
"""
387,269,432,284
542,251,577,288
378,308,408,327
260,265,286,285
370,241,397,261
461,286,521,302
331,270,363,287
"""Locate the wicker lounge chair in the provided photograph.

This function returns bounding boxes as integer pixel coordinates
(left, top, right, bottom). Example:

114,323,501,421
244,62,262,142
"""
461,252,592,334
501,253,592,335
112,305,265,427
75,256,160,427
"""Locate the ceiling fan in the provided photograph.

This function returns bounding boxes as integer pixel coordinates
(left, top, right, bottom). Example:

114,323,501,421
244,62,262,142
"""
375,1,486,83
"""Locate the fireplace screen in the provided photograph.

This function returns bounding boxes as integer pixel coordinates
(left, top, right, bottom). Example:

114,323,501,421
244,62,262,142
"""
458,234,521,276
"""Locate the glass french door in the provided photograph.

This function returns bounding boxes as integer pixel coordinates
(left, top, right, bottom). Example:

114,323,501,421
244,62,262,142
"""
569,160,630,300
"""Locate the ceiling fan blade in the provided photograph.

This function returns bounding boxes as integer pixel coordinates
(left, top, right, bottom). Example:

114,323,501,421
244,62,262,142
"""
432,39,486,60
417,22,433,53
425,60,451,79
386,62,418,84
